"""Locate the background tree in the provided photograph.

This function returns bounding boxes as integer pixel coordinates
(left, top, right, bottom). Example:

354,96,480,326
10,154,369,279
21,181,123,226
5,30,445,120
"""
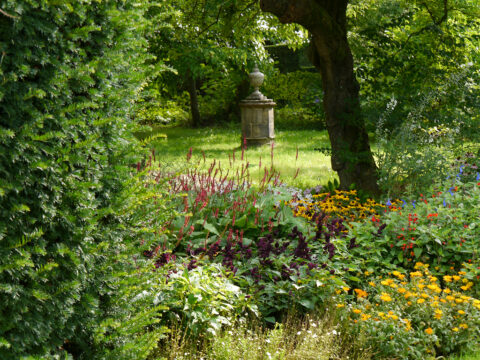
348,0,480,134
260,0,480,195
146,0,306,127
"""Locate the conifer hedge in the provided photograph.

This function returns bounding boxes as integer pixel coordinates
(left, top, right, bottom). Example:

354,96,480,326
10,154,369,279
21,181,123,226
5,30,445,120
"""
0,1,164,358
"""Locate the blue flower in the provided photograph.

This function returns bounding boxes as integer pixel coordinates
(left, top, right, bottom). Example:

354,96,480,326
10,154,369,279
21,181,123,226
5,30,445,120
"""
477,172,480,181
412,200,416,209
459,165,464,174
443,199,447,207
386,199,392,206
448,187,454,196
402,199,407,208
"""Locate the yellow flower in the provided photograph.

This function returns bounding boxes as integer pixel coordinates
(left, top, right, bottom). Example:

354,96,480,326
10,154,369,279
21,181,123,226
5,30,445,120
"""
434,309,442,319
336,304,345,308
452,327,459,332
353,309,362,314
410,271,423,277
421,293,429,299
443,288,451,294
446,295,455,301
392,271,405,280
453,275,461,281
354,288,368,298
425,327,434,335
380,293,392,302
455,298,464,304
417,298,426,304
443,275,452,283
361,313,371,321
458,310,465,315
369,281,376,287
398,287,407,294
459,323,468,329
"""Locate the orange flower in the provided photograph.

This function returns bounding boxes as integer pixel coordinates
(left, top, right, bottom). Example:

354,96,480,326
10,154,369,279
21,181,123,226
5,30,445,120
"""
425,327,434,335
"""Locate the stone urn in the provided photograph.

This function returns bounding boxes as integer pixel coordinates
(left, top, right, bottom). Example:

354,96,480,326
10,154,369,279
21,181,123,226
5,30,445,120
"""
240,64,276,146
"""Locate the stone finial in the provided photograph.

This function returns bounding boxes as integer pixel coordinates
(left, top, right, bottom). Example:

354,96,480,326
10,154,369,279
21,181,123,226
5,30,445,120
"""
246,64,266,101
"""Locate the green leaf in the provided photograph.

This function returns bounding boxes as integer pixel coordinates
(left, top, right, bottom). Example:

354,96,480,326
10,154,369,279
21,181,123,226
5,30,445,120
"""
397,251,404,262
264,316,276,323
299,299,315,310
203,221,219,235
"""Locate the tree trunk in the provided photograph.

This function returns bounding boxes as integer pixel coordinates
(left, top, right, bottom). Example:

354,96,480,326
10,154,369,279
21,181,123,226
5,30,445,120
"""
260,0,380,195
186,73,201,127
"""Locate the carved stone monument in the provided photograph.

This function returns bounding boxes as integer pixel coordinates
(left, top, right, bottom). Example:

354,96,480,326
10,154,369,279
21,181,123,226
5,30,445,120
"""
240,65,276,146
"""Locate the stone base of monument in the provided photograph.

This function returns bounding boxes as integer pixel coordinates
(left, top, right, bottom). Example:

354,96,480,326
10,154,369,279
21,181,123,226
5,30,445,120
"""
240,99,275,146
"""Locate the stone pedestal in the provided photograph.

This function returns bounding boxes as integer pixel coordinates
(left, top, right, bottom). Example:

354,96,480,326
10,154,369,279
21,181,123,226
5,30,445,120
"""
240,65,276,146
240,100,276,146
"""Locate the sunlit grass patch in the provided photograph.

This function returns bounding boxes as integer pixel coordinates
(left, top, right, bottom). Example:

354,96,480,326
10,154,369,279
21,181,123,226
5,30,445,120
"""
138,126,336,189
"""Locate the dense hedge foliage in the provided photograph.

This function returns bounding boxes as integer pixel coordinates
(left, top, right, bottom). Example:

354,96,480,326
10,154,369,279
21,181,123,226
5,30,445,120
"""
0,1,163,358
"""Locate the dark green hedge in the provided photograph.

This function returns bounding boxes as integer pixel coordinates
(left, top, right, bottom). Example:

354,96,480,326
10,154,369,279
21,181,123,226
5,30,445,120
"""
0,1,162,358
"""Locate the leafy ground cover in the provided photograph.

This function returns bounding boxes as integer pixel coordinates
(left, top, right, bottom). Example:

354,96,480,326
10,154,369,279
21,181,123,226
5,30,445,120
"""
133,133,480,359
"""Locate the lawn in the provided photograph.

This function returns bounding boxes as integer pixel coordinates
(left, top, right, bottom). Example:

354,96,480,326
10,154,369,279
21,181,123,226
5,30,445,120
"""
137,125,337,189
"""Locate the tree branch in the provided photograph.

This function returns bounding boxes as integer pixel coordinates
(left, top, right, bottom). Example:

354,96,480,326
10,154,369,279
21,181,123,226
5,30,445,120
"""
392,1,450,57
0,8,18,19
198,5,223,36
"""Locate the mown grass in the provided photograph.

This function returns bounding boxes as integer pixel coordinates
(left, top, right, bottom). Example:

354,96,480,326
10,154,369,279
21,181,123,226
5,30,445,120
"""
137,125,336,189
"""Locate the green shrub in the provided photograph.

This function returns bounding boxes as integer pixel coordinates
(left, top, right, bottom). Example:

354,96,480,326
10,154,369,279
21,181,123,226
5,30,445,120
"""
0,1,164,358
346,179,480,285
152,263,255,338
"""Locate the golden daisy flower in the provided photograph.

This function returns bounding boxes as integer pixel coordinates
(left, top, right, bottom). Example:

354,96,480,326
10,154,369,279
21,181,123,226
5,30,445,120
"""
380,293,392,302
425,327,434,335
361,313,371,321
